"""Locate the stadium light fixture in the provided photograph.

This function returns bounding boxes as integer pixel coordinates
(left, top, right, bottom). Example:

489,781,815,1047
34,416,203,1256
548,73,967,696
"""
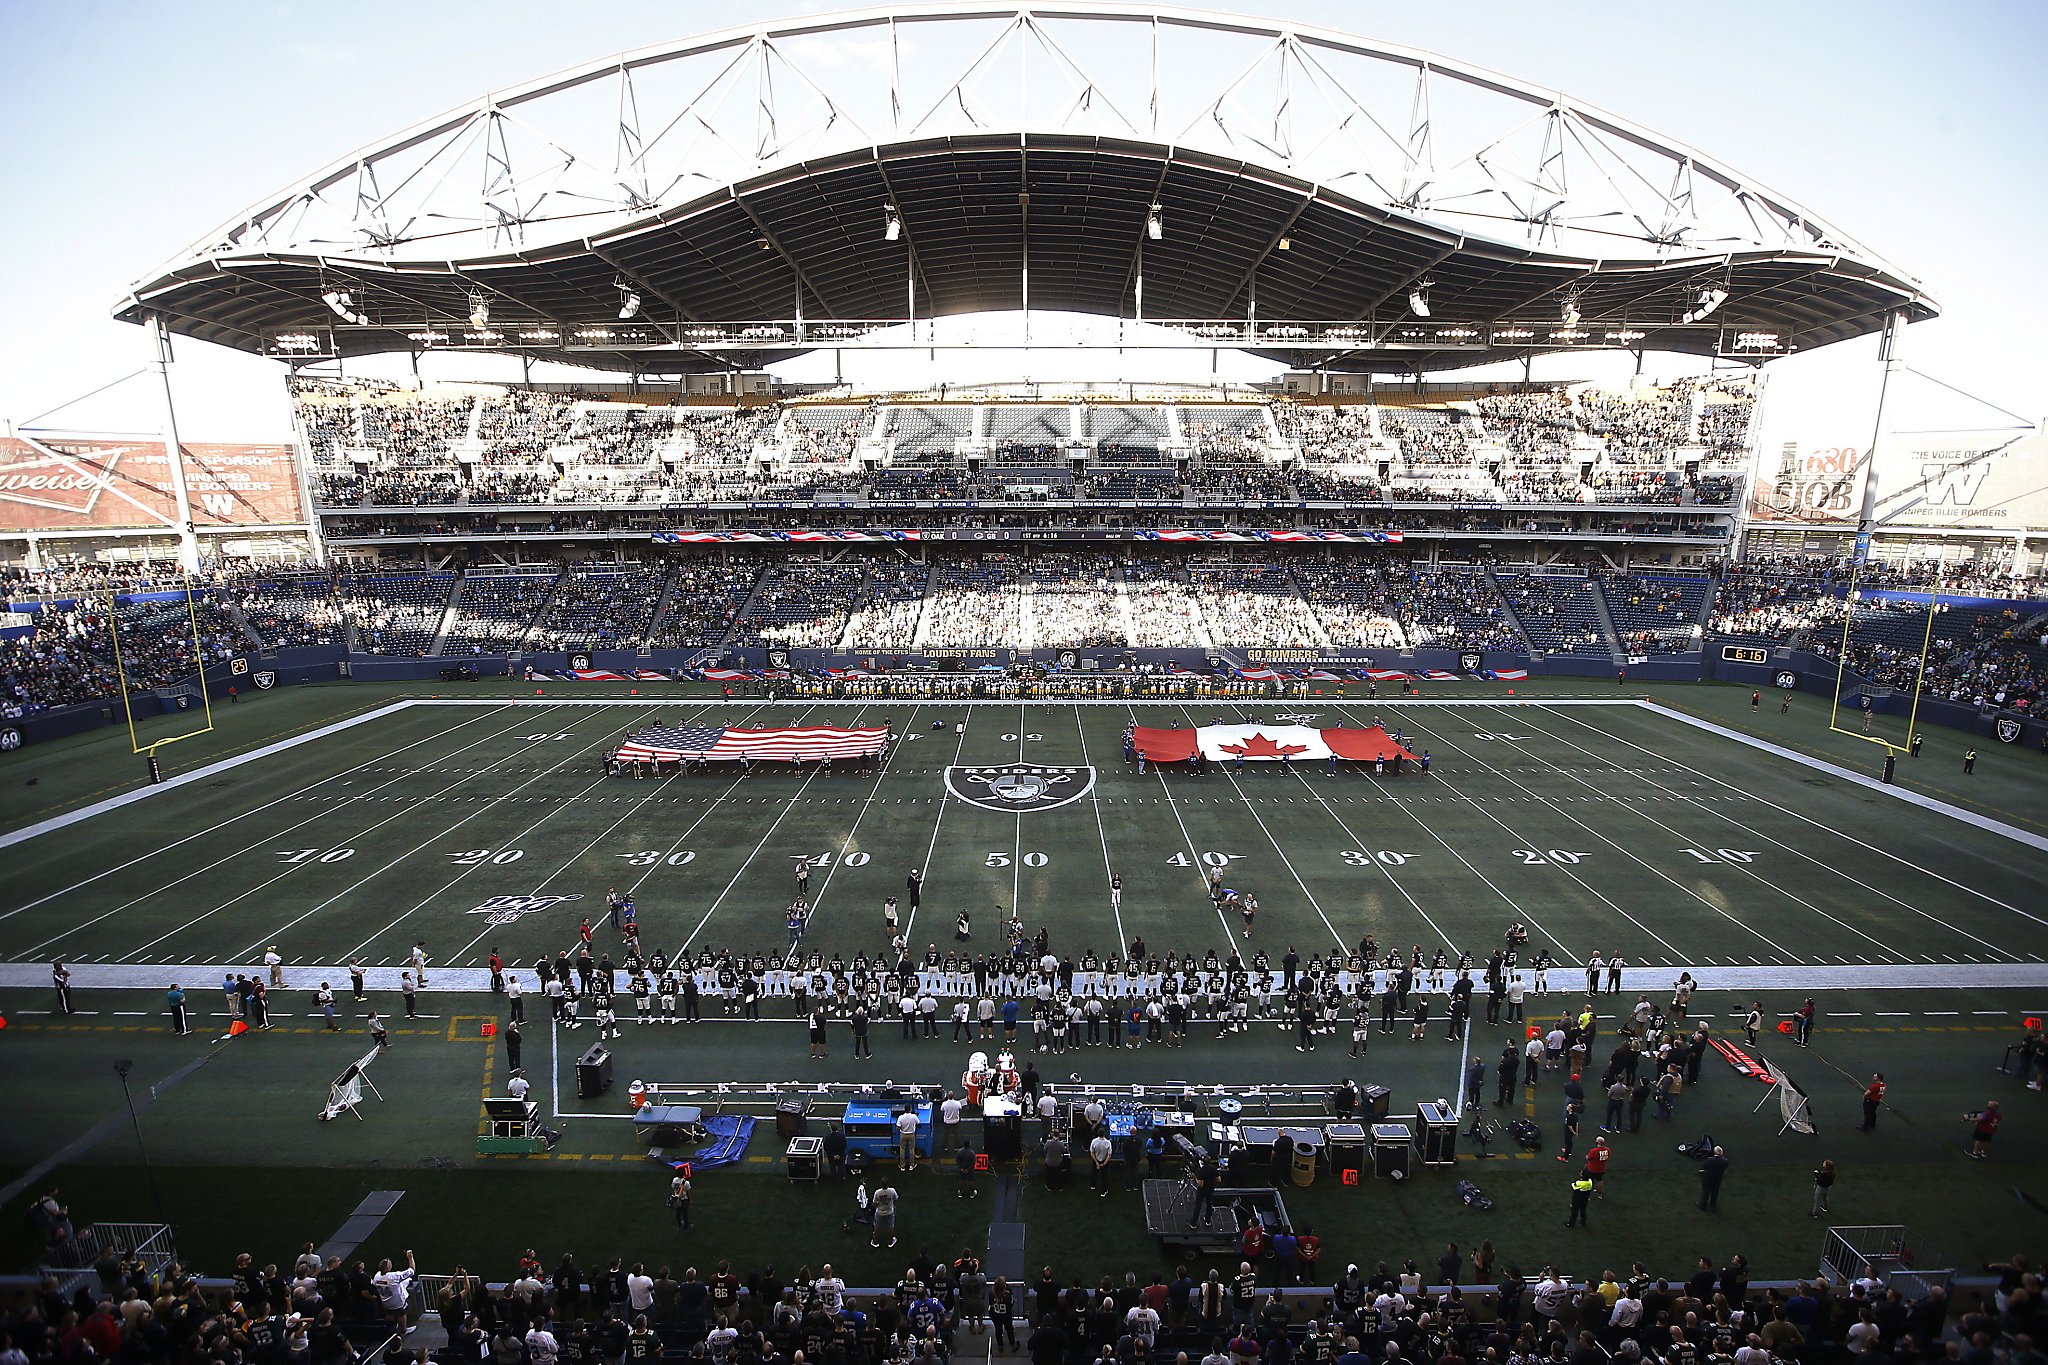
1146,204,1163,241
883,204,902,242
320,288,367,325
1276,236,1291,251
1407,282,1432,318
1683,286,1729,324
468,294,490,329
615,280,642,320
1560,291,1582,326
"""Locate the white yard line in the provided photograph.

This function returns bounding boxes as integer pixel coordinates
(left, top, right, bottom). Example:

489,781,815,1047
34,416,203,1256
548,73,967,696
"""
1478,721,1900,958
17,706,566,960
0,701,526,920
1281,748,1548,958
1070,705,1126,950
451,701,738,964
1132,706,1242,943
1175,704,1346,950
1521,706,2022,957
792,704,923,945
1548,704,2048,930
1396,708,1793,959
899,710,974,945
1348,709,1680,960
253,707,664,963
677,706,850,954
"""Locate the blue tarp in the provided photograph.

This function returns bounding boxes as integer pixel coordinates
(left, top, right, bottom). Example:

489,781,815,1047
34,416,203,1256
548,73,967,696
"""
669,1115,754,1171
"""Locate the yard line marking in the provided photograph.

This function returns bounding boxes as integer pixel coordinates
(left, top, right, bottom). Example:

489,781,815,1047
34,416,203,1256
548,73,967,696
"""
250,708,663,963
0,702,527,924
1430,715,1852,957
1551,705,2048,923
789,704,922,949
14,706,566,960
1131,706,1236,944
1174,705,1346,950
1389,710,1689,960
1525,707,2028,955
450,701,744,964
899,710,973,947
1925,1010,1959,1015
1277,758,1484,957
1070,705,1125,951
678,705,849,953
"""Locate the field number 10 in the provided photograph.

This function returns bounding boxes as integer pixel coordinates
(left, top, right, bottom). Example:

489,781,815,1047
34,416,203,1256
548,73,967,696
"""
1680,847,1760,864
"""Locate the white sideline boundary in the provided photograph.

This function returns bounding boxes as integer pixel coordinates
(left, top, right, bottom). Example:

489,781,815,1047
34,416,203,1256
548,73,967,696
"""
1,696,2039,863
7,959,2048,994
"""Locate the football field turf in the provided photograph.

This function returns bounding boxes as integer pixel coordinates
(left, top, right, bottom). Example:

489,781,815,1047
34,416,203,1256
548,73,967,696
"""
2,682,2045,1283
2,692,2043,976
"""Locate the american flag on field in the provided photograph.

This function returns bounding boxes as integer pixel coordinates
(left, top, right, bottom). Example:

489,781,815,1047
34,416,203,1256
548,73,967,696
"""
1482,668,1530,681
612,723,889,764
698,668,754,680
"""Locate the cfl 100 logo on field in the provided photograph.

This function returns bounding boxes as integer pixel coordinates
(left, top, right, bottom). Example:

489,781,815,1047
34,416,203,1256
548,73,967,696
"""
468,892,583,925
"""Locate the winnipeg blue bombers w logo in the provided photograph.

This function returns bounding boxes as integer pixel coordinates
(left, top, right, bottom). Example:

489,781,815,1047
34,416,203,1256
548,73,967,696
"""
469,892,584,925
945,764,1096,813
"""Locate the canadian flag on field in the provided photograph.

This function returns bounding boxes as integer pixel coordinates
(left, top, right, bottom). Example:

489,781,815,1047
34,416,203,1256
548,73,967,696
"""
1132,723,1417,763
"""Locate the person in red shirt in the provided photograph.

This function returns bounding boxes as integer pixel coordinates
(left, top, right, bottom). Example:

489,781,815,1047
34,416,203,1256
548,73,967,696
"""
1296,1226,1323,1280
1241,1219,1267,1260
1860,1074,1887,1132
1969,1101,2003,1158
1582,1137,1611,1196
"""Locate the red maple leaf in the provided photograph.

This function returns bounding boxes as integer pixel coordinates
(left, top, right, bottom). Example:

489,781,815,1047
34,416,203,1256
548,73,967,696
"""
1218,732,1309,758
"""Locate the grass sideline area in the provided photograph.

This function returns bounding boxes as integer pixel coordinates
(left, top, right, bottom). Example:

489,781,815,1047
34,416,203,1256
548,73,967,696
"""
1,677,2043,1282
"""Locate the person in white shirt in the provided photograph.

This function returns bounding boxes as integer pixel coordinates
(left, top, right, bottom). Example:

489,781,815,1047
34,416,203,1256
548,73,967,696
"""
814,1268,847,1313
371,1251,418,1335
706,1321,738,1363
1124,1303,1159,1350
525,1324,560,1365
265,947,285,989
939,1094,963,1152
507,1072,530,1102
1089,1134,1114,1197
896,1109,921,1169
627,1267,656,1315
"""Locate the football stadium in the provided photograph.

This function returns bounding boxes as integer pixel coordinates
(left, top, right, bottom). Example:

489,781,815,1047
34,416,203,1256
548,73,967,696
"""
1,5,2045,1364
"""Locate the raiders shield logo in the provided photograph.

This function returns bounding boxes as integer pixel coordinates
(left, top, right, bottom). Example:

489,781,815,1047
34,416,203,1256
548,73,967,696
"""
945,764,1096,813
468,892,584,925
1996,716,2024,744
1459,652,1483,674
1774,671,1798,690
0,727,20,752
767,647,790,670
254,672,277,690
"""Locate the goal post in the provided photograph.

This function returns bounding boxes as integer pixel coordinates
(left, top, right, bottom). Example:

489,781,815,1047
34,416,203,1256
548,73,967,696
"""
106,578,216,759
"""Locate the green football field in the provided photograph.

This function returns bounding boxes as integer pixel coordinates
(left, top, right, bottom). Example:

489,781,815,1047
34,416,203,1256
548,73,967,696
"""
1,690,2043,974
2,680,2045,1284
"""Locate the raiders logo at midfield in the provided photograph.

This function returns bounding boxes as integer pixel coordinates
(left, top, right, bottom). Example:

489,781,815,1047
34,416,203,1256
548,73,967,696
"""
468,892,584,925
945,763,1096,813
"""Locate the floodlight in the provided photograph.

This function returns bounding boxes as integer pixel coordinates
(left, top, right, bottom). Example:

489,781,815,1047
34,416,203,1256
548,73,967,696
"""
1560,292,1582,326
1407,287,1431,319
1146,204,1163,241
468,295,490,329
884,205,902,242
616,281,642,320
1683,286,1729,324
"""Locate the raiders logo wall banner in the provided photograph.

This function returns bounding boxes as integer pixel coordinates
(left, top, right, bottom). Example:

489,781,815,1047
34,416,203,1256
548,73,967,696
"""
1460,652,1483,674
254,672,277,690
1995,714,2025,744
945,764,1097,813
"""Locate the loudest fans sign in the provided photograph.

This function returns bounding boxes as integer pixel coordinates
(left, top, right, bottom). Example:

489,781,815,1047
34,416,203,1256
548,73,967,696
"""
0,437,305,532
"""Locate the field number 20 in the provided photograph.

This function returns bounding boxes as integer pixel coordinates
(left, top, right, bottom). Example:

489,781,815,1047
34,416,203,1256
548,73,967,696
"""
1515,849,1590,865
451,848,525,865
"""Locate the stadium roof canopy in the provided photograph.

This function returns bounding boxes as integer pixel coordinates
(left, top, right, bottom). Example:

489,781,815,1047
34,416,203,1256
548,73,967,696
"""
115,2,1936,376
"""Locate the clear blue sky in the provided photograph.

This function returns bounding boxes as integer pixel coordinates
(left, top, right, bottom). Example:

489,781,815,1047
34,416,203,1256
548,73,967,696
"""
1,0,2042,444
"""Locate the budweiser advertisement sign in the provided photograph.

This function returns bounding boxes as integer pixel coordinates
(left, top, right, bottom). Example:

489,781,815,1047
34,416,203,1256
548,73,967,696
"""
0,437,305,532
